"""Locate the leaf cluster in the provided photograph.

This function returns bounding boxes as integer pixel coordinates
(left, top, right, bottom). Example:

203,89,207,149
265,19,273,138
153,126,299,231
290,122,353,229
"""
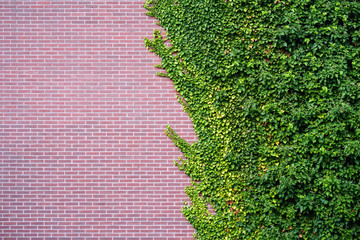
144,0,360,239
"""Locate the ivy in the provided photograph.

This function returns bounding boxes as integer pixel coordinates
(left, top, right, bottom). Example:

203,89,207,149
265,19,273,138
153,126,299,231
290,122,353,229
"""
144,0,360,239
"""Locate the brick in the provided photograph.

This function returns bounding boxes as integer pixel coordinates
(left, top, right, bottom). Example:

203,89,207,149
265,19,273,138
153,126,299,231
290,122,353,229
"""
0,1,196,239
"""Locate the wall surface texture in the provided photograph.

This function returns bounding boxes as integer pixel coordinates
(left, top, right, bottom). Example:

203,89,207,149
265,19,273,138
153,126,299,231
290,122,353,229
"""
0,1,196,239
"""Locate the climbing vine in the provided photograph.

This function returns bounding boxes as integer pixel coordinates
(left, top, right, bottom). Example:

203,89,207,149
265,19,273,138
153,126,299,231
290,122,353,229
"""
144,0,360,239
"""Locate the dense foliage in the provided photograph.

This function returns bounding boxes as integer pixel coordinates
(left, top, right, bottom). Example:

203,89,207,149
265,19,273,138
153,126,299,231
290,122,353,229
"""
144,0,360,239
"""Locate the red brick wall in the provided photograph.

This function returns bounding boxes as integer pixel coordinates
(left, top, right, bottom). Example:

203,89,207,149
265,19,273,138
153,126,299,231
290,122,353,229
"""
0,1,196,239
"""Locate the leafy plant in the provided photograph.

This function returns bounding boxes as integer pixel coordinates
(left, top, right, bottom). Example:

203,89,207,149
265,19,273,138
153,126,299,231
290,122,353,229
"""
144,0,360,239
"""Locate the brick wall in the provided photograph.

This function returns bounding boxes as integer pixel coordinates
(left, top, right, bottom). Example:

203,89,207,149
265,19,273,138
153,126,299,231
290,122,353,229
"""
0,1,196,239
